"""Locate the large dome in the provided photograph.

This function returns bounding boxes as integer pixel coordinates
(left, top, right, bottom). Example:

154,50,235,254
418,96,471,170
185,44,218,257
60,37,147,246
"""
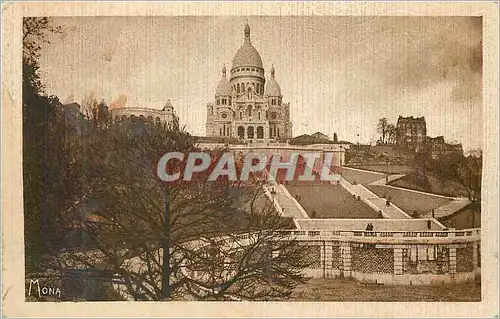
232,43,263,69
231,23,263,69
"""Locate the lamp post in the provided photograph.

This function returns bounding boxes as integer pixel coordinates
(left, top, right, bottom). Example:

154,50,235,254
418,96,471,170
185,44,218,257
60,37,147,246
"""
162,187,170,299
386,158,390,183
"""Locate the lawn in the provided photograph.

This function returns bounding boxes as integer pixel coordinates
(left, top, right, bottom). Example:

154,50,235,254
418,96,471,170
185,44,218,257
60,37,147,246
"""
440,202,481,230
389,172,470,198
365,185,451,216
286,184,380,219
340,167,385,185
288,277,481,301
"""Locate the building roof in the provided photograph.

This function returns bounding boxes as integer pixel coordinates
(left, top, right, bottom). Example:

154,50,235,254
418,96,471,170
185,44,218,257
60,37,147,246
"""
427,136,445,143
289,134,335,145
216,65,232,95
397,115,426,123
265,65,281,96
232,23,263,69
311,132,330,140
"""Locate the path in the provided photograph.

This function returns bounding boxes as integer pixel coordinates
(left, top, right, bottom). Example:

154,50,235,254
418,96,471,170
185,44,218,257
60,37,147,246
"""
264,176,309,220
422,198,472,219
339,177,411,219
369,174,406,186
345,166,471,219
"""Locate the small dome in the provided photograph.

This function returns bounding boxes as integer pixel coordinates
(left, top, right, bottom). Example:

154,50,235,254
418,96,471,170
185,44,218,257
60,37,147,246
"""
216,77,231,95
216,65,231,95
265,66,281,96
162,99,174,111
232,24,263,69
266,78,281,96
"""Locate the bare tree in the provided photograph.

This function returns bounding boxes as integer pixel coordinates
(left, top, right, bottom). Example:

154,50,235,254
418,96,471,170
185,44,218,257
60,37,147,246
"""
387,124,397,145
377,118,389,144
57,121,313,301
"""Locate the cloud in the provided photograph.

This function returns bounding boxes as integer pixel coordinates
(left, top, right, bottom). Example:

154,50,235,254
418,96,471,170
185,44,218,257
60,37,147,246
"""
377,17,482,103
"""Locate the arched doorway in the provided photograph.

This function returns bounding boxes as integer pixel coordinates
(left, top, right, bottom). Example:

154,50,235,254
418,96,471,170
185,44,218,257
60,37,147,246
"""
257,126,264,139
247,126,254,139
237,126,245,138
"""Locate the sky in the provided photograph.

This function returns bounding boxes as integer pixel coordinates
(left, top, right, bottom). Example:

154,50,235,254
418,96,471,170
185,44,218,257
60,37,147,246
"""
39,16,482,152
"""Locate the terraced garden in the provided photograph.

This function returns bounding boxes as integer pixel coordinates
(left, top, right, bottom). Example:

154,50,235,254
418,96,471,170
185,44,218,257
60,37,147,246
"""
340,167,385,185
286,184,380,219
365,185,452,216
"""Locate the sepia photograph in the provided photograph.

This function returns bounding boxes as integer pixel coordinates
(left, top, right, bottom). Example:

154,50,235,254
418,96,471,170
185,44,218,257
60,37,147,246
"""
2,1,499,318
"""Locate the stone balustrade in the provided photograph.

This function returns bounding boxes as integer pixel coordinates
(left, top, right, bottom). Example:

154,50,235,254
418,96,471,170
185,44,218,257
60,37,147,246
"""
276,228,480,285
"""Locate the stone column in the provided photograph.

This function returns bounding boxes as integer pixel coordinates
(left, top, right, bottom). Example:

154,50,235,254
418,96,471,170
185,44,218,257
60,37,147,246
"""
324,242,334,278
393,245,404,275
320,241,326,278
472,241,478,269
448,231,457,277
341,242,352,278
449,245,457,275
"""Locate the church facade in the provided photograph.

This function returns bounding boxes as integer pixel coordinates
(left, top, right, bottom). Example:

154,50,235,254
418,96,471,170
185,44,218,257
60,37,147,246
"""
206,23,292,144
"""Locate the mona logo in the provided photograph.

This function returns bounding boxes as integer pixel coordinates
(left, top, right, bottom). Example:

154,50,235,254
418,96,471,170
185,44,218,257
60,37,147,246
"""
27,279,61,298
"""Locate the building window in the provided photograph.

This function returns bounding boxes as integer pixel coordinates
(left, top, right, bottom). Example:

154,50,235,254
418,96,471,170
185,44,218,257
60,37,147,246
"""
257,126,264,138
247,105,252,117
247,126,254,138
240,111,242,119
237,126,245,138
237,84,240,93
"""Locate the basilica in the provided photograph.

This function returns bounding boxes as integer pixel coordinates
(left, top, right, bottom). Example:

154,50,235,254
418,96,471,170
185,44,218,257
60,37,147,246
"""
206,23,293,144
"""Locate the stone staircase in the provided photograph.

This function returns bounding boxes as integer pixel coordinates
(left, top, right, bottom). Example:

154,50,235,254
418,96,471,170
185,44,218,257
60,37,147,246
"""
263,179,308,220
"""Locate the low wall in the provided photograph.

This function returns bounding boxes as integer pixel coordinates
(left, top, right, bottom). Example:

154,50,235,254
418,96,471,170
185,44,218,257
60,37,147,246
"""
294,218,445,232
294,228,480,285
